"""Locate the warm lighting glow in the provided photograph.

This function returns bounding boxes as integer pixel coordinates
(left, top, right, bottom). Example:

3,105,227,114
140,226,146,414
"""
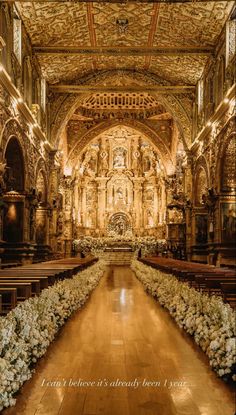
224,98,229,104
64,166,72,176
6,204,17,222
120,288,126,305
207,121,212,127
17,97,23,103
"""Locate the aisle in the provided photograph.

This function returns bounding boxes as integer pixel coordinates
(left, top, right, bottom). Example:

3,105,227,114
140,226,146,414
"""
3,266,234,415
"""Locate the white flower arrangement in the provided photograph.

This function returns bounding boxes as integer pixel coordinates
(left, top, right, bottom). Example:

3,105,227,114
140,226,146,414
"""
0,260,105,411
131,259,236,381
73,236,167,256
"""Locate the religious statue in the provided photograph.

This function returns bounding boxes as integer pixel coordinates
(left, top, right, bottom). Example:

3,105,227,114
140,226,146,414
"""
116,187,124,200
113,147,126,169
99,149,109,175
147,210,154,227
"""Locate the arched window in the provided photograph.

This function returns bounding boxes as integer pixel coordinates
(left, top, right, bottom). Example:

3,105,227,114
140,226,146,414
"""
195,167,208,206
4,137,25,192
36,170,47,205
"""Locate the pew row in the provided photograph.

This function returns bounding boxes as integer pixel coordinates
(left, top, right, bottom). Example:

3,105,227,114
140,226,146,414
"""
140,257,236,308
0,256,97,314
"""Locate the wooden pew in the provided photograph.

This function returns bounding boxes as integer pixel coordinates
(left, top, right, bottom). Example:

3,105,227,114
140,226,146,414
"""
0,256,98,314
0,279,40,296
0,271,56,286
0,275,49,290
0,283,32,302
140,256,236,307
0,288,17,314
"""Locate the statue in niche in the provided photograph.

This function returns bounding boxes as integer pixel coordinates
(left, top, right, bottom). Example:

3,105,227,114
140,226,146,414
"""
99,149,109,175
116,187,124,200
147,210,154,227
131,149,140,174
113,147,126,169
87,210,95,228
88,153,97,173
145,189,154,201
143,156,151,172
114,217,125,235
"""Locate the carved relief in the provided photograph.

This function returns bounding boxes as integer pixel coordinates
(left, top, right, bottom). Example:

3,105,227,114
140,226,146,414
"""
195,167,208,206
72,125,166,236
221,135,236,192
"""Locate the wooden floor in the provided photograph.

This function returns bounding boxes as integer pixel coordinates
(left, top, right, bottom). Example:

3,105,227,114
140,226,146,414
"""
3,266,235,415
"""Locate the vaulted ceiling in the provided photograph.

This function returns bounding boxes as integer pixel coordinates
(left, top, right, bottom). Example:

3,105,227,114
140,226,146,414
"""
17,1,233,85
16,1,234,161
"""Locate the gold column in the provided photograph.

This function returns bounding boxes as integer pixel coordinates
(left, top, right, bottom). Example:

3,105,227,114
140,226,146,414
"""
133,178,144,232
96,177,108,232
81,179,87,228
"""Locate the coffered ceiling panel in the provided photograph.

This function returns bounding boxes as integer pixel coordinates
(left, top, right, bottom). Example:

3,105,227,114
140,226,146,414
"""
154,1,233,47
16,1,234,87
17,2,90,46
92,3,154,47
38,55,94,83
95,56,146,72
149,56,209,85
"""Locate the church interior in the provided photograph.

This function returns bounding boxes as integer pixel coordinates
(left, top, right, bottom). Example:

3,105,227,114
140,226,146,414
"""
0,1,235,414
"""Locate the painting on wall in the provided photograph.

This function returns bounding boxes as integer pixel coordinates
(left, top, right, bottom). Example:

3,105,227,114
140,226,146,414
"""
221,203,236,243
195,214,208,244
3,202,24,243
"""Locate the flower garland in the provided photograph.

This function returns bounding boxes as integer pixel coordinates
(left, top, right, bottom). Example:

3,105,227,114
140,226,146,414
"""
131,259,236,381
0,260,105,411
73,236,167,256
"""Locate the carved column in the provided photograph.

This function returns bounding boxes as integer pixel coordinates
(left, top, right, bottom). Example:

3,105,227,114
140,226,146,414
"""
80,179,87,228
96,177,108,233
48,152,60,254
183,155,193,260
63,176,73,256
133,178,144,233
74,178,79,232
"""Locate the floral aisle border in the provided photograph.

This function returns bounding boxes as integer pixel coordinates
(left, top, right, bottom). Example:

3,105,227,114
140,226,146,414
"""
131,260,236,381
0,260,105,411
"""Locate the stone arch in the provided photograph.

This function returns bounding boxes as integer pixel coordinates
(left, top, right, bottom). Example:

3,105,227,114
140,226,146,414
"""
66,120,174,175
194,156,209,206
50,70,192,150
1,118,29,190
4,137,25,192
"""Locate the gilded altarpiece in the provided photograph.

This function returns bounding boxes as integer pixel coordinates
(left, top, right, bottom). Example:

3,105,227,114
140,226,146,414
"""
71,126,166,238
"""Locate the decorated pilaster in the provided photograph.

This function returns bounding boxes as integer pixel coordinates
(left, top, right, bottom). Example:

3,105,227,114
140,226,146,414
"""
96,177,108,234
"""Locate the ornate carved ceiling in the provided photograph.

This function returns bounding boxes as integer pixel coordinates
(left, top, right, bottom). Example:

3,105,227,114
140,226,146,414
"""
17,1,233,85
15,1,233,162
